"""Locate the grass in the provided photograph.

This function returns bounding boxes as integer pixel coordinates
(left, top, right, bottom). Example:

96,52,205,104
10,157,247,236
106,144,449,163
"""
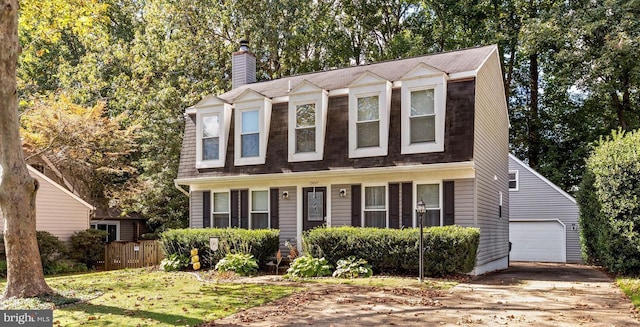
287,276,458,289
0,269,298,326
618,277,640,309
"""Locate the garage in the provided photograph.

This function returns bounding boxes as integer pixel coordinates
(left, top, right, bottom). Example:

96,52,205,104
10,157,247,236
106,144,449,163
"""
509,220,566,263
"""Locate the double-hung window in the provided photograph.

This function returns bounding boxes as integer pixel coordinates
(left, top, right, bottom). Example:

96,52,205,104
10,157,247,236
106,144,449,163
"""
363,185,387,227
234,89,272,166
508,171,519,191
212,192,230,228
195,99,232,168
250,190,269,229
401,64,447,154
288,81,328,162
295,103,316,153
348,72,391,158
417,183,441,227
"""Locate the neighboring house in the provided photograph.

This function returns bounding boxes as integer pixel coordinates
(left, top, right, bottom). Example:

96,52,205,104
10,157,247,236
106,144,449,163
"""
91,208,152,242
0,165,94,242
175,42,510,275
508,154,581,263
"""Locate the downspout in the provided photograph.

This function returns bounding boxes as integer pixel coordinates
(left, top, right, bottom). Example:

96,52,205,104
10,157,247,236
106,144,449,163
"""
174,180,190,197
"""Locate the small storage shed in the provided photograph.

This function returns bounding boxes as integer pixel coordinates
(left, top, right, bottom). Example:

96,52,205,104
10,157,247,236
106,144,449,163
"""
508,154,582,263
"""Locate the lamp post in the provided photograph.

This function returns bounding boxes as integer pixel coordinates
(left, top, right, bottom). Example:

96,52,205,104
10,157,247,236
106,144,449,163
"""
416,199,426,282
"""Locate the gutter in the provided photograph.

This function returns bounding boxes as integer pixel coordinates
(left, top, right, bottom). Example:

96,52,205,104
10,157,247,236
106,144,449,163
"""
174,180,190,197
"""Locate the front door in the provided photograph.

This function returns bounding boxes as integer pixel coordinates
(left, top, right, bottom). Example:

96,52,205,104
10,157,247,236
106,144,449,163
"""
303,187,326,230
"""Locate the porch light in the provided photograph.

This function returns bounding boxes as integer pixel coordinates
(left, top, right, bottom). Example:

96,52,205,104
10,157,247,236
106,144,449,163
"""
416,199,426,282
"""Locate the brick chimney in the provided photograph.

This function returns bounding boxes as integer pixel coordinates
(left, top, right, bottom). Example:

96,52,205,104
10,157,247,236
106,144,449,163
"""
232,40,256,89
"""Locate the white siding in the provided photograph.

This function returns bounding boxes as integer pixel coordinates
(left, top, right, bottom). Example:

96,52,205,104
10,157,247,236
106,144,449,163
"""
279,186,297,251
509,155,581,263
454,179,475,227
190,190,203,228
473,49,510,267
330,184,352,226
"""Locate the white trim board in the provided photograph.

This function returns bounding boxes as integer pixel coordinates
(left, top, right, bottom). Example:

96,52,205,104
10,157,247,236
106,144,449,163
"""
508,154,576,204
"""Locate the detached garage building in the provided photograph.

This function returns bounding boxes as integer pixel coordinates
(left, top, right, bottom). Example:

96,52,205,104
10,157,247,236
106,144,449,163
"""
508,154,582,263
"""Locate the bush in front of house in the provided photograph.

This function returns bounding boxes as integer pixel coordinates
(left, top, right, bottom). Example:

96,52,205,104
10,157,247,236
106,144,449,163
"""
36,231,68,274
577,129,640,275
69,229,108,269
332,256,373,278
160,228,279,269
215,253,259,276
303,225,479,276
285,255,333,278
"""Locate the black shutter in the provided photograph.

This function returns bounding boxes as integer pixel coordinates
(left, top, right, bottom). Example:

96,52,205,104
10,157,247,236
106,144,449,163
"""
203,191,211,228
401,183,413,227
389,183,400,229
270,188,279,229
443,181,455,226
231,190,239,227
351,185,361,227
240,190,249,229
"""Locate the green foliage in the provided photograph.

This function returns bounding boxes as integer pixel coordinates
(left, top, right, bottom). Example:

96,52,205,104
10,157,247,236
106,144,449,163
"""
332,256,373,279
68,229,108,269
303,226,479,276
35,231,68,275
577,129,640,275
285,255,333,278
214,253,259,276
160,228,279,269
0,260,6,278
159,253,190,272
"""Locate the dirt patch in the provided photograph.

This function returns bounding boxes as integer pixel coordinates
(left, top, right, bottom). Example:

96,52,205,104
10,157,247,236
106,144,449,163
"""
204,263,639,326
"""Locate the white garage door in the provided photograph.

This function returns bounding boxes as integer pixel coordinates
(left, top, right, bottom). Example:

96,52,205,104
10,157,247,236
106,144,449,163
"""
510,220,566,263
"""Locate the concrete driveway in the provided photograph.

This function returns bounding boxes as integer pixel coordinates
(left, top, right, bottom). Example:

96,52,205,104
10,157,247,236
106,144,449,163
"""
210,262,639,327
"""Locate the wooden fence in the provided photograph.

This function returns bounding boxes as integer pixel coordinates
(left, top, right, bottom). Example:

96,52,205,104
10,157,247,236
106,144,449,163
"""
103,240,164,270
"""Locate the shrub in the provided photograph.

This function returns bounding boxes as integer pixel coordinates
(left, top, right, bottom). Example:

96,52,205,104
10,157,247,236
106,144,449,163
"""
577,129,640,275
285,255,332,278
332,256,373,278
160,253,190,272
69,229,108,269
160,228,279,269
303,226,479,276
36,231,68,274
215,253,259,276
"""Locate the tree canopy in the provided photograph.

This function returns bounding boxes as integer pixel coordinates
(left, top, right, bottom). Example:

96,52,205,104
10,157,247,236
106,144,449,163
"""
15,0,640,231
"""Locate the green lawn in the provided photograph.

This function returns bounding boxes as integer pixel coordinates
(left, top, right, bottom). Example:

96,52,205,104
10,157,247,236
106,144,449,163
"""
0,269,298,326
618,277,640,309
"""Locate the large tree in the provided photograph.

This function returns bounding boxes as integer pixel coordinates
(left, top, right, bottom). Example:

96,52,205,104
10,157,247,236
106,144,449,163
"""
0,0,53,298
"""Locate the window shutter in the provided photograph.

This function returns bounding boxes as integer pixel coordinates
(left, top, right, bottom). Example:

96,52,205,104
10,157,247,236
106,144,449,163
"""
401,183,413,227
389,183,400,229
270,188,279,229
231,190,239,227
351,185,361,226
240,190,249,229
203,191,211,228
443,181,455,226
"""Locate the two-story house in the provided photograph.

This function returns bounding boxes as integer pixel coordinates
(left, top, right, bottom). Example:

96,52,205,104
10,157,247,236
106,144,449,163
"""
176,42,510,274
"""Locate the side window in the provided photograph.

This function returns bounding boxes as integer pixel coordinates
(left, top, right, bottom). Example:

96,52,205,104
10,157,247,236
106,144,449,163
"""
509,171,519,191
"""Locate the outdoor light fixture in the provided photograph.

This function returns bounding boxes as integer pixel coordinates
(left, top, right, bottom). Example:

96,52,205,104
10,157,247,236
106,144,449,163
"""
282,191,289,199
416,199,426,283
339,189,347,197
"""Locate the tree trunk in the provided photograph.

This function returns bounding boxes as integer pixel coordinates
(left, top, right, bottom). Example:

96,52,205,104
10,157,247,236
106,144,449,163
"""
0,0,53,298
528,52,540,169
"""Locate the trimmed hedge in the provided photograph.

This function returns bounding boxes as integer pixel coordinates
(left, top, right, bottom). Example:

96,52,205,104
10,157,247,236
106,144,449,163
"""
160,228,279,269
303,226,479,276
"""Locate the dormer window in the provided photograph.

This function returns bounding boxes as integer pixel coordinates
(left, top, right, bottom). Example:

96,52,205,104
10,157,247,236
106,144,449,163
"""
195,97,232,168
401,63,448,154
234,89,272,166
288,80,328,162
348,72,392,158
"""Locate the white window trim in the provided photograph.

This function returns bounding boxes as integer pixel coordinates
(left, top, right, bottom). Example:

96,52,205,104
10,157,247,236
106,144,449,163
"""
211,191,231,228
233,91,272,166
401,72,447,154
413,181,443,227
287,84,328,162
348,73,392,158
196,104,232,168
361,184,388,228
249,189,270,229
91,221,120,241
509,170,519,191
